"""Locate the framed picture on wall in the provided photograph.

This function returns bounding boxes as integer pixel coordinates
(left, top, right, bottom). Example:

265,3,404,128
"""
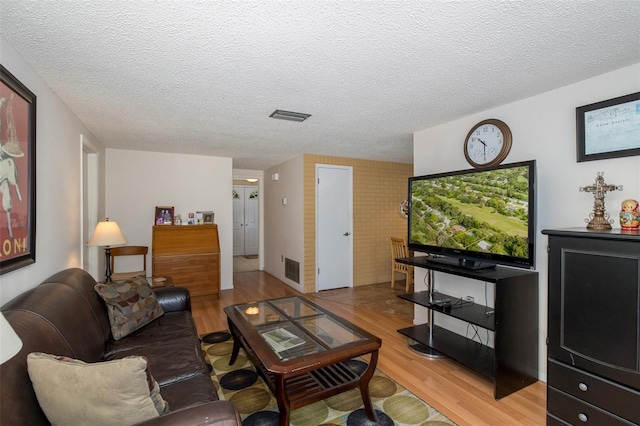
0,65,37,275
155,206,174,225
577,92,640,162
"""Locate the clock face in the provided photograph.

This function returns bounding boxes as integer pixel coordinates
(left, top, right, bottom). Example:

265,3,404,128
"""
464,119,512,167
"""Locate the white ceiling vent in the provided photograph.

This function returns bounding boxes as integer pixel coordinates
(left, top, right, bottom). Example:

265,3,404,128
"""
269,110,311,122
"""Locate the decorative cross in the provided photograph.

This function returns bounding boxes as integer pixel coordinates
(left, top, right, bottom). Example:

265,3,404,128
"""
579,172,622,230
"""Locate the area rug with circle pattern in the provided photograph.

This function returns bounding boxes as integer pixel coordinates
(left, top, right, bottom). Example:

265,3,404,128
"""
202,331,456,426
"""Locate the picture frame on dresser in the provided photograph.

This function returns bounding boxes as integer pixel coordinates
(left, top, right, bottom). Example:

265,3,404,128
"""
576,91,640,162
202,211,214,224
154,206,174,225
0,65,37,275
196,210,214,224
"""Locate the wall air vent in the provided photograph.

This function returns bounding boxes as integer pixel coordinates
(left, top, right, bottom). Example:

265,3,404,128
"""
269,109,311,122
285,258,300,283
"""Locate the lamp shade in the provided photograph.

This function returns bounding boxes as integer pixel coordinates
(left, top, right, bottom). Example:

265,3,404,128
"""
1,313,23,363
87,218,127,247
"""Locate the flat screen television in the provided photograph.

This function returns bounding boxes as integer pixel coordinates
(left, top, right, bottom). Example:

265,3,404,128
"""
408,160,536,270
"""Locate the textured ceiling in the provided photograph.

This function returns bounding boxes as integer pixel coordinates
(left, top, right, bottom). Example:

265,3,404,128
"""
1,1,639,170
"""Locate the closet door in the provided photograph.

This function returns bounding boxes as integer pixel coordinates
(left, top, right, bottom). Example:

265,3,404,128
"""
243,188,259,256
233,186,259,256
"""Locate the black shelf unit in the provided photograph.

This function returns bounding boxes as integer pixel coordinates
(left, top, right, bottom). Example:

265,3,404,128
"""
400,291,495,330
396,256,539,399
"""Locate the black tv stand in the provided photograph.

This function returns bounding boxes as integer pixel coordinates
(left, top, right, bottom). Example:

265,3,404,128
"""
396,256,539,399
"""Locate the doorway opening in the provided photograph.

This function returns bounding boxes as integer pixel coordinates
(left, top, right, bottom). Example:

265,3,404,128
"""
81,135,99,280
233,182,259,272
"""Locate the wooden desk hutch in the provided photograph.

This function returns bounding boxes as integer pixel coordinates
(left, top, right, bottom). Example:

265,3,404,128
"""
152,225,220,298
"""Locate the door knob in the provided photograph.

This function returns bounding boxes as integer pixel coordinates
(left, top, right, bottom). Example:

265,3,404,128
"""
343,232,350,236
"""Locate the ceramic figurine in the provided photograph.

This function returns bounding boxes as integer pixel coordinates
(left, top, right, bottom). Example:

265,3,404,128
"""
619,199,640,230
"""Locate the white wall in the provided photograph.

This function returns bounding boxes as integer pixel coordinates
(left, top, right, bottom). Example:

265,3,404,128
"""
0,36,106,304
263,156,305,291
413,63,640,381
105,149,234,289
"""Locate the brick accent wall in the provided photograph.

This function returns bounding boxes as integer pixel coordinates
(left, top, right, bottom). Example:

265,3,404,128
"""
303,154,412,293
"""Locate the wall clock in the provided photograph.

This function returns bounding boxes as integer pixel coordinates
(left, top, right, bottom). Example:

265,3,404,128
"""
464,119,512,168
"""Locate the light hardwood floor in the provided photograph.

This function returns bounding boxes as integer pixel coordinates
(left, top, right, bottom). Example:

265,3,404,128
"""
192,271,546,426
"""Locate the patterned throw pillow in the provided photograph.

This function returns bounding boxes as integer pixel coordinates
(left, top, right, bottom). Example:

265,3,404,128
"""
27,353,169,426
95,276,164,340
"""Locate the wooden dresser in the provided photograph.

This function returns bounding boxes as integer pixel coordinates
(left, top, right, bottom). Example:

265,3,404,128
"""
152,225,220,298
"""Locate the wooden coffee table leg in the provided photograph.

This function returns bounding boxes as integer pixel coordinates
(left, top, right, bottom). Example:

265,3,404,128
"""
274,375,291,426
359,350,379,422
227,320,241,365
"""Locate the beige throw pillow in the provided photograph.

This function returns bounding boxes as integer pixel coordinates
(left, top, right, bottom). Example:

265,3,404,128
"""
27,353,168,426
95,276,164,340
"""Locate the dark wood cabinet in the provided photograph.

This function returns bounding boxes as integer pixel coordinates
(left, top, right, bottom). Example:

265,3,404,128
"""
152,225,220,298
543,228,640,426
396,257,539,399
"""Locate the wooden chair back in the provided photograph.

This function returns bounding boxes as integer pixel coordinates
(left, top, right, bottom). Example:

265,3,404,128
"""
390,237,413,292
110,245,148,281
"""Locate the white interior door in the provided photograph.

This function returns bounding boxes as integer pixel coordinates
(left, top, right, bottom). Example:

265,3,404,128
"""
316,165,353,291
233,185,259,256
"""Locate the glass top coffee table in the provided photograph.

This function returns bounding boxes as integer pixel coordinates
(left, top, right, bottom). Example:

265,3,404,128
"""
224,296,382,425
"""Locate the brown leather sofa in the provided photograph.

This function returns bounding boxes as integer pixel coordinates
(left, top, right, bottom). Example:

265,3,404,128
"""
0,268,241,425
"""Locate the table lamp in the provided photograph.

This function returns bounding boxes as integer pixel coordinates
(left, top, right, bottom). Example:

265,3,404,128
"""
87,218,127,282
1,313,23,363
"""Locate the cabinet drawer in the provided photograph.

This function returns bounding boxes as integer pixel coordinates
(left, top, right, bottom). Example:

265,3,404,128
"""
153,254,220,297
547,387,635,426
548,359,640,424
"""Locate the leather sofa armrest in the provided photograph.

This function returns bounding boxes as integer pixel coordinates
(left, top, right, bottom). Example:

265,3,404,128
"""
136,401,241,426
153,286,191,313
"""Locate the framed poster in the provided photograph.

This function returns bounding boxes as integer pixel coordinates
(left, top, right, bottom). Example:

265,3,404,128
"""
0,65,36,274
577,92,640,162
